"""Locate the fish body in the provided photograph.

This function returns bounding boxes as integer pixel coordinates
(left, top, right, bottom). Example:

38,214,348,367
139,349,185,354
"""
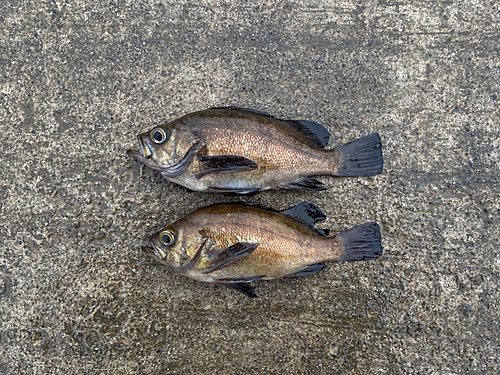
142,202,382,297
128,107,383,194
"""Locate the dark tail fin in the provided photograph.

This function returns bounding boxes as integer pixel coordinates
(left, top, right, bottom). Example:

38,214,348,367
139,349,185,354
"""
337,222,382,261
334,133,383,177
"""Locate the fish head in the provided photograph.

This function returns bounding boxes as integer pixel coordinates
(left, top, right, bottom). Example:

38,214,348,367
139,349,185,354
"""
142,225,180,267
127,125,179,171
142,223,204,271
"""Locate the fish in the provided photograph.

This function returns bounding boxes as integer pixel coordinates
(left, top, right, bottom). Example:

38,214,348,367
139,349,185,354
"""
127,107,383,194
142,202,383,297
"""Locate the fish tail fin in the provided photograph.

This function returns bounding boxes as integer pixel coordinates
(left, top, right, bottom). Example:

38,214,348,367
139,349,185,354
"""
336,222,383,261
333,133,383,177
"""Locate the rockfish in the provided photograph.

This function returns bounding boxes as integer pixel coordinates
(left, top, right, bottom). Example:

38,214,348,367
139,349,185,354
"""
128,107,383,194
142,202,382,297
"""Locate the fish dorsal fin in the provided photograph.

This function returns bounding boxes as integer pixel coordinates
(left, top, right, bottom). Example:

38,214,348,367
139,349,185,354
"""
209,106,271,116
239,202,278,211
281,201,330,236
207,107,331,148
285,120,330,148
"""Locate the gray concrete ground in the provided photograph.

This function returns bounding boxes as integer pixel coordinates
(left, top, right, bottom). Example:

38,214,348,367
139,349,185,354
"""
1,0,499,374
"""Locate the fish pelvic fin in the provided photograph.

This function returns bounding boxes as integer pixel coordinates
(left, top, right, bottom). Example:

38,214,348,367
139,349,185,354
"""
333,133,383,177
206,187,262,195
203,242,259,274
337,222,383,261
217,275,265,298
221,283,258,298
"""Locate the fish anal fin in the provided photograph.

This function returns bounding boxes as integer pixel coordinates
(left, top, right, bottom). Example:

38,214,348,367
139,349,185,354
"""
196,155,258,179
203,242,259,274
279,177,326,192
285,264,327,278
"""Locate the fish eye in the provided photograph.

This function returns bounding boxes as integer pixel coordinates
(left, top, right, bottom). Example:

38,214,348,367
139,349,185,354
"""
150,128,167,144
159,229,175,246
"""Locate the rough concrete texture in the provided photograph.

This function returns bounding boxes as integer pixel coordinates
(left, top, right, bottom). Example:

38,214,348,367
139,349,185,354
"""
0,0,499,374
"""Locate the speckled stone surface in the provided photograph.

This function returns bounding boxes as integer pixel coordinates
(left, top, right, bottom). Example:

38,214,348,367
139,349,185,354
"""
1,1,499,374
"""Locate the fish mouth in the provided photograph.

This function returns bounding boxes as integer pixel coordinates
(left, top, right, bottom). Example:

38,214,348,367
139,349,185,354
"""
141,244,157,258
142,241,168,265
127,134,164,169
128,134,151,157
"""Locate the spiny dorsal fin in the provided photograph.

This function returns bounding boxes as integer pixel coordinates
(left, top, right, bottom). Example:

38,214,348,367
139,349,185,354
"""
209,106,271,116
281,201,330,237
207,107,331,148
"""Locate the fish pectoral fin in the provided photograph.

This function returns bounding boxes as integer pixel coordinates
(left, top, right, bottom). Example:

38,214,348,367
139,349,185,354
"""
217,276,265,298
285,264,327,278
281,201,330,237
278,177,326,192
203,242,259,274
195,155,258,178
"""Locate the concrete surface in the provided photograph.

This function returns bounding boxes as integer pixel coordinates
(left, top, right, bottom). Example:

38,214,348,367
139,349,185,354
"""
1,0,499,374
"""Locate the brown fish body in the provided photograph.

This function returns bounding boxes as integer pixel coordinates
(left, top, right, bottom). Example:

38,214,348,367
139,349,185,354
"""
143,202,382,297
128,107,383,194
169,204,340,281
173,110,335,191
